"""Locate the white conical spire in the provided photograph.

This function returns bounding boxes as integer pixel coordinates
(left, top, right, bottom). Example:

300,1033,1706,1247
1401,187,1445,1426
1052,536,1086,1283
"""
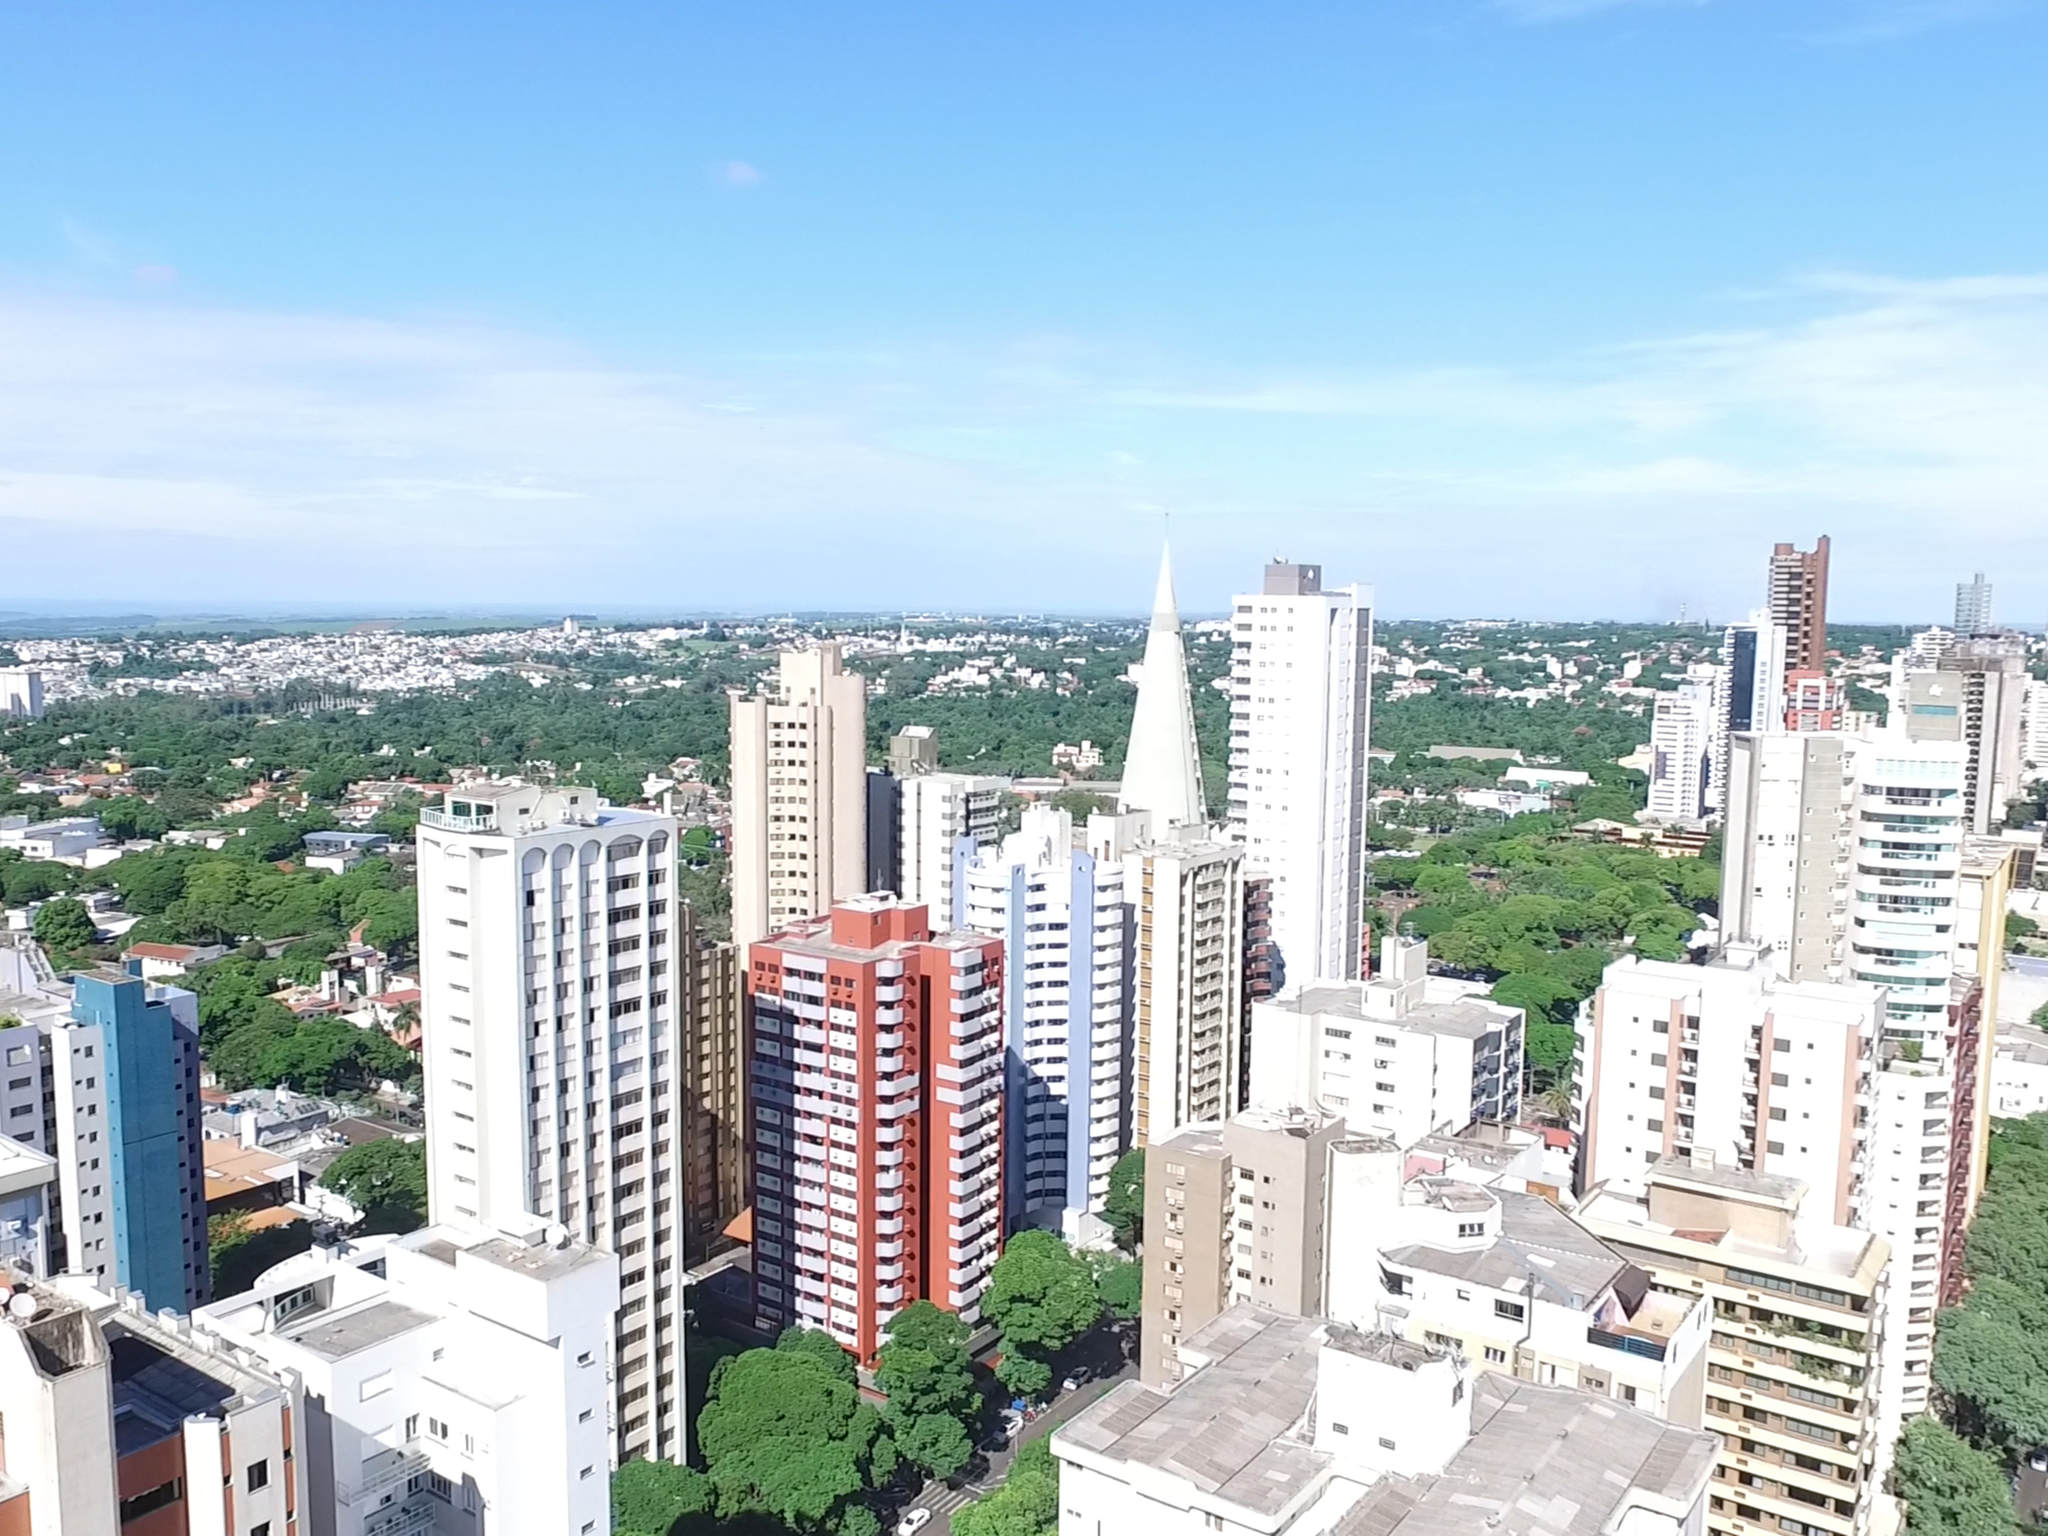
1119,543,1207,832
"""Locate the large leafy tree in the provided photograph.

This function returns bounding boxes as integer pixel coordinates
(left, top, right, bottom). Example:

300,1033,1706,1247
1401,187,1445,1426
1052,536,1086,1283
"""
696,1347,894,1533
611,1459,715,1536
777,1325,858,1386
320,1139,428,1232
983,1231,1102,1359
33,897,97,954
1103,1149,1144,1253
876,1301,977,1422
951,1438,1059,1536
1893,1419,2016,1536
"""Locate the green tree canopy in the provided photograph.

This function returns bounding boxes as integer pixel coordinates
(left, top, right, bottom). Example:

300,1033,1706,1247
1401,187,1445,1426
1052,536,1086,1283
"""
777,1325,858,1386
32,897,97,955
611,1459,716,1536
695,1347,894,1532
951,1438,1059,1536
1103,1149,1144,1253
1892,1419,2016,1536
984,1231,1102,1360
876,1300,978,1425
319,1139,428,1232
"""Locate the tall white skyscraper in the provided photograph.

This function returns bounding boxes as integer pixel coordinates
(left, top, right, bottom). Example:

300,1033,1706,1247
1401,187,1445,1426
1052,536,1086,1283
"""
960,805,1130,1236
1897,634,2032,835
0,667,43,719
2026,677,2048,776
1720,609,1788,732
729,643,869,946
1118,546,1207,834
897,770,1004,921
1225,559,1374,987
1954,571,1993,633
1645,669,1720,823
1704,724,2015,1465
416,782,688,1464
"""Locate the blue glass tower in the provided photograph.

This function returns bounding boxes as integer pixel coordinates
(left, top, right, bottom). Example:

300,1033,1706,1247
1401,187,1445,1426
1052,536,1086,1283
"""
68,971,209,1310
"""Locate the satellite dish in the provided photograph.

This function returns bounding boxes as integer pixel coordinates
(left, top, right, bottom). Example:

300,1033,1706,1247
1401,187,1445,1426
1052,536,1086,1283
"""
8,1291,39,1321
546,1223,571,1248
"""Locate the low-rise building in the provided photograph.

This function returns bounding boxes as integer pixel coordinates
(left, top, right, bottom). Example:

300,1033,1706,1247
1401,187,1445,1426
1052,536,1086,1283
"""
1056,1304,1717,1536
1249,936,1524,1144
1992,1022,2048,1118
1328,1140,1709,1425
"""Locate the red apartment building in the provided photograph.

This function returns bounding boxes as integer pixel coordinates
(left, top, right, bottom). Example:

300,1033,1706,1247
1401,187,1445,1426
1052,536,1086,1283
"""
747,896,1004,1362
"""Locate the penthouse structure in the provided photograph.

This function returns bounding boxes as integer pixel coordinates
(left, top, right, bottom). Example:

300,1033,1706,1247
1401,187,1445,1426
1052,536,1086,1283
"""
1327,1139,1711,1425
747,896,1004,1361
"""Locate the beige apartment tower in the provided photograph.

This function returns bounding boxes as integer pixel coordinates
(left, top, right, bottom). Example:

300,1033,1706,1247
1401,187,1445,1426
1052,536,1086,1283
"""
681,916,746,1263
730,643,870,947
1580,1156,1889,1536
1139,1105,1342,1384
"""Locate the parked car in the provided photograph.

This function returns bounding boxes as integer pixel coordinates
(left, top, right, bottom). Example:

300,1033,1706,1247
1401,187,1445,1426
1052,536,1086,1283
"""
1061,1373,1083,1393
897,1510,934,1536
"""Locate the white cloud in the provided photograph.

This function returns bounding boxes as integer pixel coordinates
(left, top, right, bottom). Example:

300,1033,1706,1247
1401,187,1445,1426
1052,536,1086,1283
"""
3,267,2046,618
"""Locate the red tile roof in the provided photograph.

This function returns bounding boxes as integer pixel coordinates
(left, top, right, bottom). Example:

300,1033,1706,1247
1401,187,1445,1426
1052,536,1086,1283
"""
127,942,200,962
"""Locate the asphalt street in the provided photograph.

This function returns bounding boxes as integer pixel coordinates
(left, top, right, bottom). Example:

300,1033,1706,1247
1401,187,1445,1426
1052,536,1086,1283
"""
893,1357,1136,1536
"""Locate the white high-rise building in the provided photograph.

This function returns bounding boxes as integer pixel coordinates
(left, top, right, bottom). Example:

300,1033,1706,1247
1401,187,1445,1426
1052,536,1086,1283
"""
416,781,688,1464
1118,546,1207,834
898,770,1005,922
1225,559,1374,987
1684,724,2011,1469
1571,947,1882,1226
729,643,869,946
1719,609,1788,760
1954,571,1993,633
1646,668,1721,823
2026,677,2048,778
960,805,1130,1236
0,667,43,719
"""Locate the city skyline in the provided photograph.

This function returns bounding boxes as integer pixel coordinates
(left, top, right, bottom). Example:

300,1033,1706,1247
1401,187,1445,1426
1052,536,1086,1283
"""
3,4,2046,615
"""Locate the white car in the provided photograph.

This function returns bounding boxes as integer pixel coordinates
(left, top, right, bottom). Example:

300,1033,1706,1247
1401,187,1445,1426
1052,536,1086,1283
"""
897,1509,934,1536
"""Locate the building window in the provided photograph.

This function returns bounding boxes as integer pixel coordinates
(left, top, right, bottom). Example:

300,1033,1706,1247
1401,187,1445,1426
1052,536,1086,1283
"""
119,1479,184,1522
1494,1300,1526,1321
247,1459,270,1492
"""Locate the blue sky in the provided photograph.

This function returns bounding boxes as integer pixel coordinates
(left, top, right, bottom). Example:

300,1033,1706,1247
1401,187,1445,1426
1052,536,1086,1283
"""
2,0,2044,620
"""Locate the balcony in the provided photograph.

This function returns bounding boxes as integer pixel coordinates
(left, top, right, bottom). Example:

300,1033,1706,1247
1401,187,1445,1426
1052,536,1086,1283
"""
363,1496,437,1536
1588,1323,1669,1362
339,1449,433,1506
